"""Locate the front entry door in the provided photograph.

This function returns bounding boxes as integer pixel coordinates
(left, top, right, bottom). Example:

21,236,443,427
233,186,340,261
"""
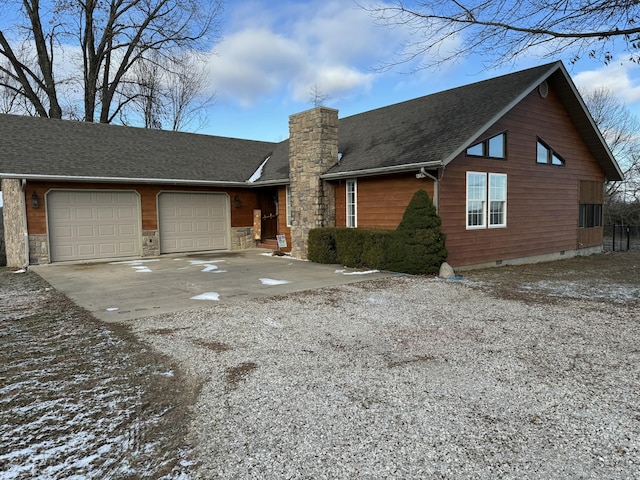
259,189,278,239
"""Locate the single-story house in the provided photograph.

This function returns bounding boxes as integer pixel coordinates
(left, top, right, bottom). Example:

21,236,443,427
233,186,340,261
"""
0,61,623,269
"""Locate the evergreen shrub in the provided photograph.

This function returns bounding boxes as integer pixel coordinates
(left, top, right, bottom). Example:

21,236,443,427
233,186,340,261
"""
385,189,447,274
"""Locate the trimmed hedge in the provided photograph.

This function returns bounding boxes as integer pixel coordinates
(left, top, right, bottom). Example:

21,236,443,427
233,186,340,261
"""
307,189,447,275
308,227,391,269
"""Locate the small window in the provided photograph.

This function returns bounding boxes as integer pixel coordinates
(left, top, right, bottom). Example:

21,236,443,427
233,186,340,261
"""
579,204,602,228
466,132,506,159
346,179,357,228
537,138,565,166
285,186,292,227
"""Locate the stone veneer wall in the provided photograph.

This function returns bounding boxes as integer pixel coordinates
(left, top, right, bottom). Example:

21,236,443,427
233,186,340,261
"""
1,178,28,268
288,107,338,259
142,230,159,257
231,227,255,250
28,234,49,264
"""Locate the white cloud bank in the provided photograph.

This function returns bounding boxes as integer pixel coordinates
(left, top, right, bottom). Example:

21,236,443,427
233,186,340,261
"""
205,0,403,107
573,61,640,105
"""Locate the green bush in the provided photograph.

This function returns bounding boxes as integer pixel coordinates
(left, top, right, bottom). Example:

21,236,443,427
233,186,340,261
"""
385,189,447,274
307,228,338,264
307,227,391,269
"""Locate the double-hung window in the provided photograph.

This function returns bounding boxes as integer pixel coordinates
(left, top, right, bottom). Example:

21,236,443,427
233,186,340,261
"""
346,179,357,228
466,172,507,229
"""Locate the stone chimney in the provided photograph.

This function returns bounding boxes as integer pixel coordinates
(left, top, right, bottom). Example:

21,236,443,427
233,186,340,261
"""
288,107,338,259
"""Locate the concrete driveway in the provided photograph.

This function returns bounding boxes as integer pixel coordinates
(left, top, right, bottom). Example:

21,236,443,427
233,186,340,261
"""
31,249,392,321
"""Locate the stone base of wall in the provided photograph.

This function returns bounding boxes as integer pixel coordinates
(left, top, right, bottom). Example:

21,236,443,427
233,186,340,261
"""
231,227,256,250
142,230,159,257
28,234,49,265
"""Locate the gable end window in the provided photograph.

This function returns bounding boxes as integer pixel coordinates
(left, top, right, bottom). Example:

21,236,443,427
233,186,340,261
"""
466,132,506,159
537,138,565,166
466,172,507,229
346,179,357,228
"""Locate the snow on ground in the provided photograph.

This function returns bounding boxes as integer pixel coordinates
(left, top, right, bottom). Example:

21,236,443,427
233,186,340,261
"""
190,292,221,301
259,278,290,286
0,272,195,479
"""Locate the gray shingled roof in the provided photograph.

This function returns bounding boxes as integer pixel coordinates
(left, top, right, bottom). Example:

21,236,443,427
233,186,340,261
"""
320,61,622,181
0,114,276,184
0,61,623,185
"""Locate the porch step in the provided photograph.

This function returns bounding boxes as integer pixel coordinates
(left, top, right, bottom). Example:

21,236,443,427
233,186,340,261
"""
258,239,278,249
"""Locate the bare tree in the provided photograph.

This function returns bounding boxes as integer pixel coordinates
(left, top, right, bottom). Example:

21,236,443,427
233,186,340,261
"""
164,54,215,131
0,0,222,124
308,83,330,108
582,87,640,223
126,52,214,131
364,1,640,69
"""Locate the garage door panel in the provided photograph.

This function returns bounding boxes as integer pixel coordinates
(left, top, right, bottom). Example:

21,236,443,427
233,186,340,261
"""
48,190,141,262
159,193,228,254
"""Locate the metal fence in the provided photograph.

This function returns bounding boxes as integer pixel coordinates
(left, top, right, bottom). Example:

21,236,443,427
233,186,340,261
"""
604,225,640,251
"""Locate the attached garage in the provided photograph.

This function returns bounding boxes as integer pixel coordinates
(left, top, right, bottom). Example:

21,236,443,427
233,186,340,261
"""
47,190,141,262
158,192,229,254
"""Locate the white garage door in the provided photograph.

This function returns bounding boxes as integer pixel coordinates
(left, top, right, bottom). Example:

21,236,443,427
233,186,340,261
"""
158,192,229,254
48,190,141,262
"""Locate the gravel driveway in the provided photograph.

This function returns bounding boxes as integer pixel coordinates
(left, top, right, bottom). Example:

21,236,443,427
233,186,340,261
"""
123,252,640,479
2,252,638,479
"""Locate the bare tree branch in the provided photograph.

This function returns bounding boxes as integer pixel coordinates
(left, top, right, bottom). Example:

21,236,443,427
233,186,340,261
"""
364,0,640,69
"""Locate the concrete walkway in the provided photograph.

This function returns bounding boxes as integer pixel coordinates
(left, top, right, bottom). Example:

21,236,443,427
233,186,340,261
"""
32,250,392,321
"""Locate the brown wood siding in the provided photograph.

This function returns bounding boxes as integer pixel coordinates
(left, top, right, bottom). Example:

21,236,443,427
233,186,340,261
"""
439,86,605,267
25,181,259,234
579,180,604,203
577,180,604,248
333,174,435,228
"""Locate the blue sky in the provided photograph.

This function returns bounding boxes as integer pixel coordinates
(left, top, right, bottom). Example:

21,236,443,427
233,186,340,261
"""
1,0,639,141
198,0,640,142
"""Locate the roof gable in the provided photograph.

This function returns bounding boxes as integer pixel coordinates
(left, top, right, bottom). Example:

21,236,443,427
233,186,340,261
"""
323,61,622,182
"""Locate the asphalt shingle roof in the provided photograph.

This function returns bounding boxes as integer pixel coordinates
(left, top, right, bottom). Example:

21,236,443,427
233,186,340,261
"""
0,61,623,185
0,115,276,184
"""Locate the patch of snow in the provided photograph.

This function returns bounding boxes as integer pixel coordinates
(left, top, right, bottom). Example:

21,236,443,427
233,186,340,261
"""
13,269,27,274
262,317,284,329
106,307,119,312
134,267,152,273
201,265,218,273
259,278,290,286
158,371,175,377
247,156,270,183
342,270,379,276
190,292,220,301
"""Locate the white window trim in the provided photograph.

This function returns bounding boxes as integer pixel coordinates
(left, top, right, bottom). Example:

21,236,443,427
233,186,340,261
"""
466,172,508,230
466,172,487,229
488,173,507,228
346,179,357,228
285,186,292,227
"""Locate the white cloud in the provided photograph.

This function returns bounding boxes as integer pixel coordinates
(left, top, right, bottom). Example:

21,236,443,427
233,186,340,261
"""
205,0,404,107
574,62,640,105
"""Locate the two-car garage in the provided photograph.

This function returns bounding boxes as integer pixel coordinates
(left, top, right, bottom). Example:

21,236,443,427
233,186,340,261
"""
47,190,229,262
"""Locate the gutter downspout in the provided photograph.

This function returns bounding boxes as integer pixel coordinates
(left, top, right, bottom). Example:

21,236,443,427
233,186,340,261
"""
20,179,29,268
416,168,440,212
